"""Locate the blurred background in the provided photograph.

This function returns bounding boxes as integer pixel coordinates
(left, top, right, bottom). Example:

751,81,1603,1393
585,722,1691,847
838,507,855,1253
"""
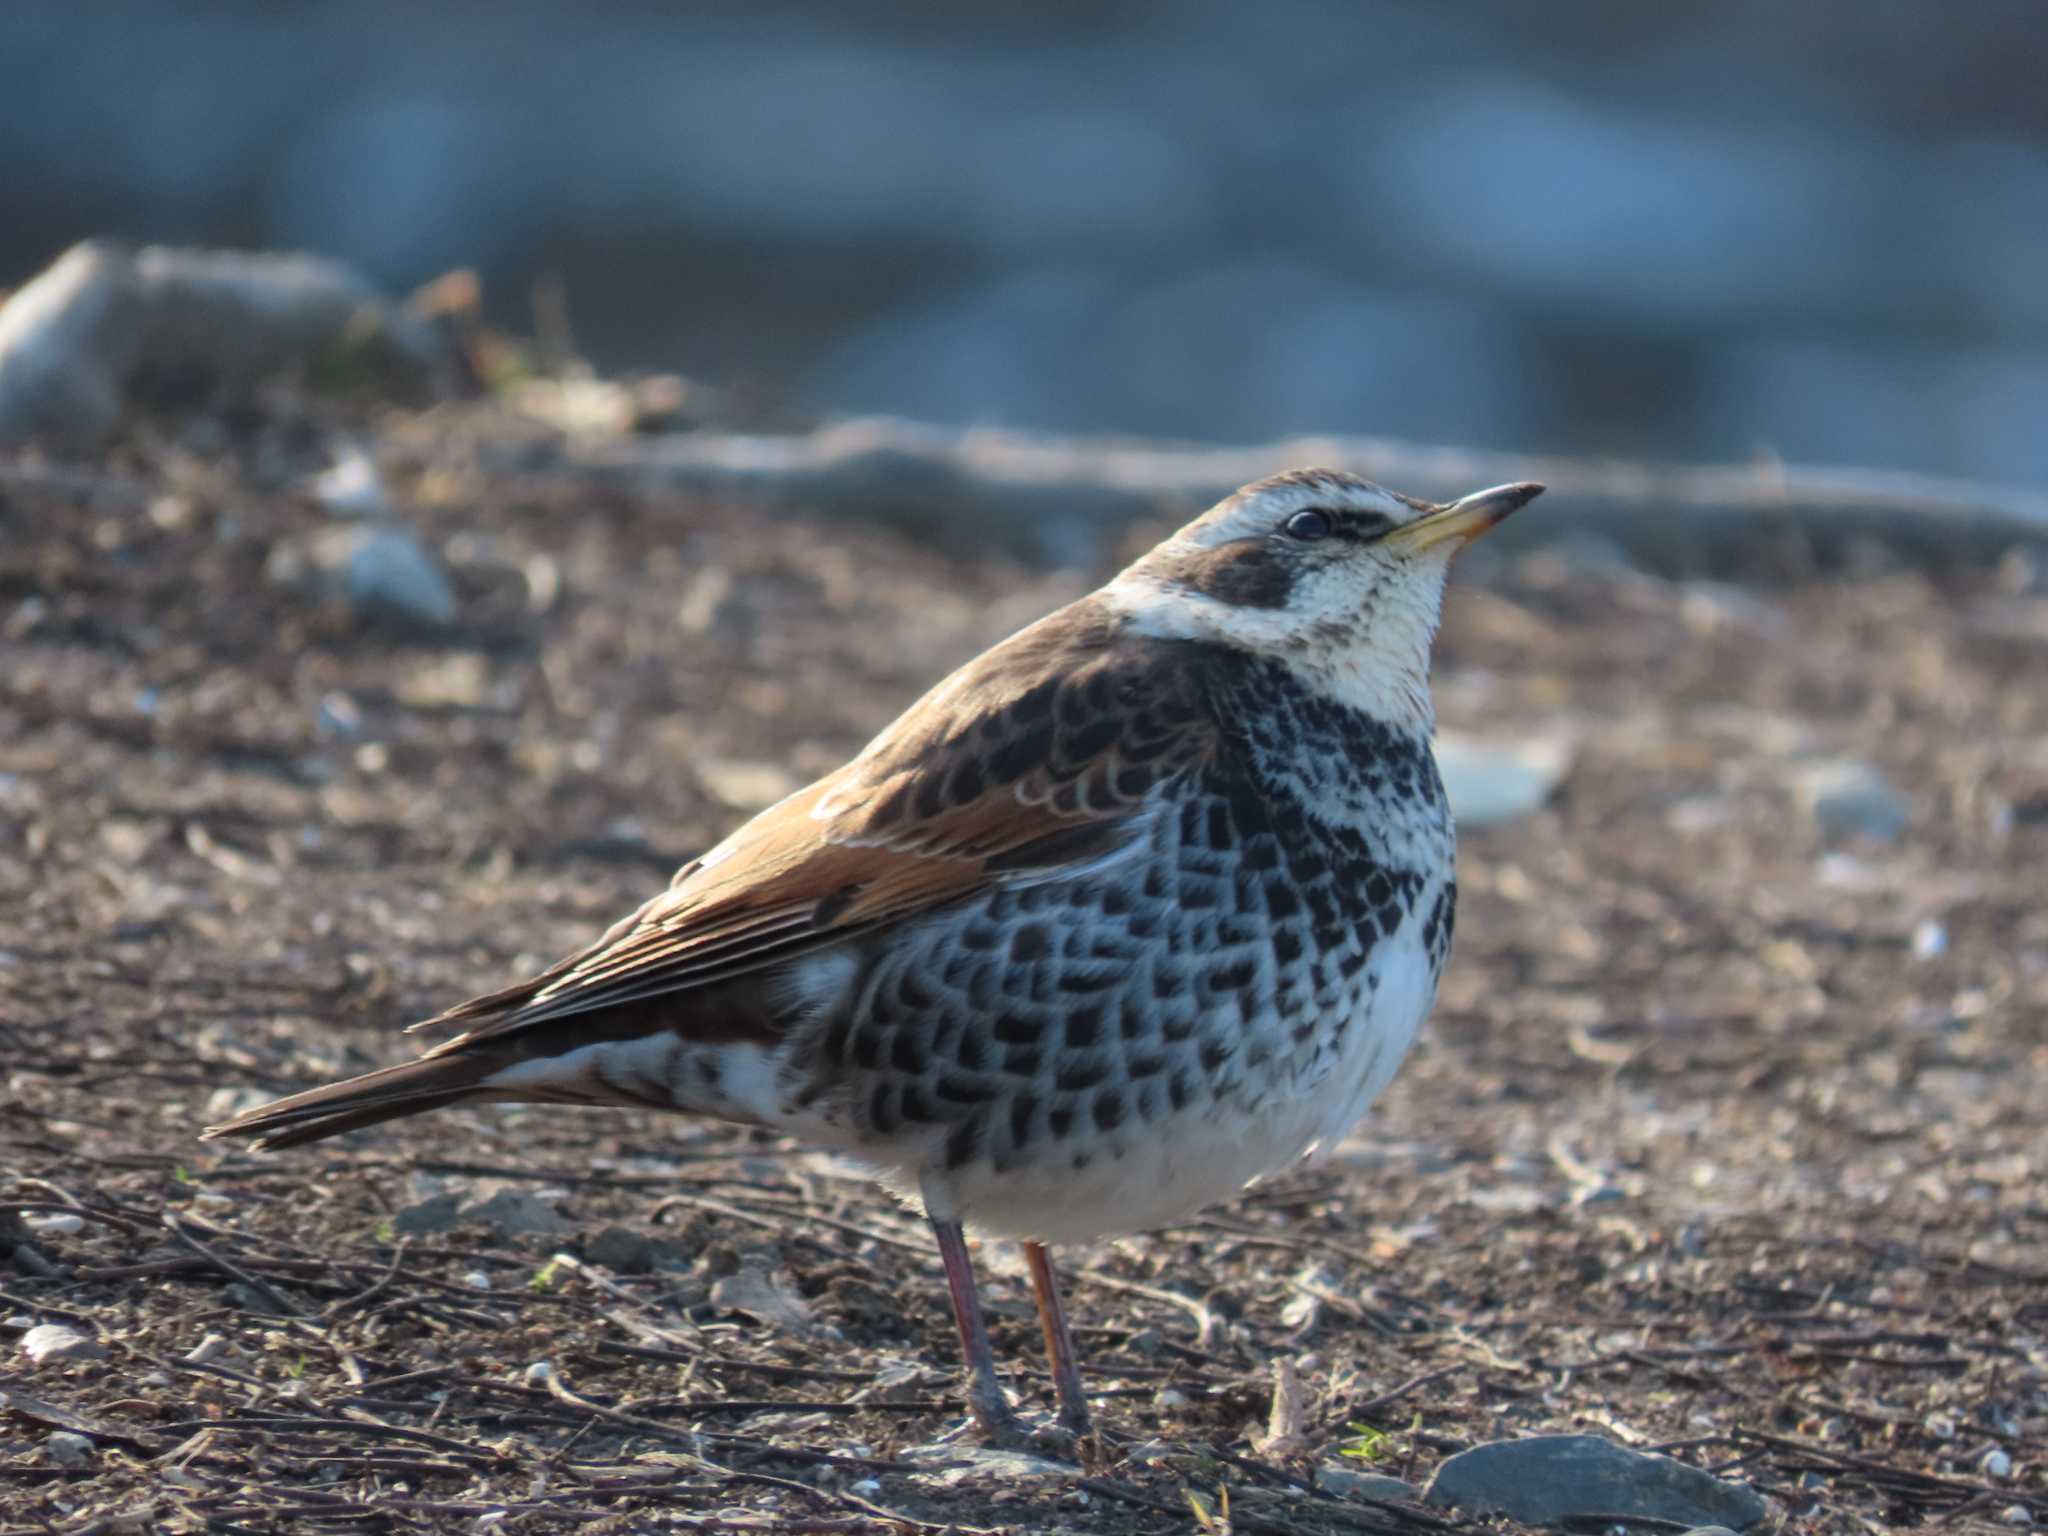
5,0,2046,483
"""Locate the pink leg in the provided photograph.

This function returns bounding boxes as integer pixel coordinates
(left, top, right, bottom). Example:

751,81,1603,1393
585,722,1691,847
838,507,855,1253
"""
930,1217,1022,1436
1022,1240,1092,1435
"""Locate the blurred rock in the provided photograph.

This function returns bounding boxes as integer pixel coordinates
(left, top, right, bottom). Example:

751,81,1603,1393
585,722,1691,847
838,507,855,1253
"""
0,241,451,444
391,1192,465,1235
21,1324,105,1364
341,527,458,629
1318,1464,1421,1502
224,1281,293,1315
1436,732,1572,826
44,1430,94,1468
1792,759,1910,842
466,1190,571,1238
586,1225,688,1274
311,446,392,517
269,524,458,631
1424,1434,1766,1530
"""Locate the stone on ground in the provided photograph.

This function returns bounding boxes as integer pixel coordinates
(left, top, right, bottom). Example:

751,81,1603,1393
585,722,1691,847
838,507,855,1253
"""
1423,1433,1767,1530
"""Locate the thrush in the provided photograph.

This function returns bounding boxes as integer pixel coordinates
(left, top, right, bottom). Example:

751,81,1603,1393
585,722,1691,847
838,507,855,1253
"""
204,468,1542,1440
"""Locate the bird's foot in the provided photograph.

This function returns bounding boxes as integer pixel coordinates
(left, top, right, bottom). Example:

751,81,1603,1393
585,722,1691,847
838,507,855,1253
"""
958,1394,1082,1460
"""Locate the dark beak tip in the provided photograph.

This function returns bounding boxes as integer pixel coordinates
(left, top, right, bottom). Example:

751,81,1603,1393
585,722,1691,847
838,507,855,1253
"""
1497,481,1546,513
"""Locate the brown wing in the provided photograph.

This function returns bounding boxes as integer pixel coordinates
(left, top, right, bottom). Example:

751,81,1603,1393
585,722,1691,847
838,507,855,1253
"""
412,600,1220,1058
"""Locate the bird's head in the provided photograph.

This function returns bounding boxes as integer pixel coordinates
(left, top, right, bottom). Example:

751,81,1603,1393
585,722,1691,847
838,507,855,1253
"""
1106,468,1543,729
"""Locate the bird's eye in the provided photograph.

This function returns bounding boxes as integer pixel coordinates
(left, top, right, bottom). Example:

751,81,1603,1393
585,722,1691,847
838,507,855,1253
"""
1283,509,1332,541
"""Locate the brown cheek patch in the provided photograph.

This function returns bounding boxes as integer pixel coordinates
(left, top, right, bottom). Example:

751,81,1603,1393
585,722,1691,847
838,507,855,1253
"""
1165,541,1295,609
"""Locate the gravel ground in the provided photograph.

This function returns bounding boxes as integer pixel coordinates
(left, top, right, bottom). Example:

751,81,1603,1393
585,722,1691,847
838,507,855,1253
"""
3,402,2045,1534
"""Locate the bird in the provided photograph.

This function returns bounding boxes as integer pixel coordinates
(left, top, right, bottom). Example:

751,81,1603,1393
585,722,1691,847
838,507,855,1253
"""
204,467,1542,1442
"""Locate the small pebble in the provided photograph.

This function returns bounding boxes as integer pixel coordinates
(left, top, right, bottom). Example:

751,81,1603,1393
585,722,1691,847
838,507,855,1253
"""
1318,1464,1422,1503
184,1333,231,1364
466,1189,571,1238
317,690,365,738
524,1361,557,1386
2001,1506,2032,1526
45,1430,94,1468
1794,759,1909,843
1984,1447,2014,1480
1435,731,1571,827
24,1212,84,1236
1912,920,1948,960
343,527,458,629
312,447,390,517
21,1323,106,1364
392,1192,465,1236
224,1281,289,1315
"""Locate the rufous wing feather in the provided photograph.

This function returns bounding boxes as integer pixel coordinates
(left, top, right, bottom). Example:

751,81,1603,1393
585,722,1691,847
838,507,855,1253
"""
203,602,1221,1149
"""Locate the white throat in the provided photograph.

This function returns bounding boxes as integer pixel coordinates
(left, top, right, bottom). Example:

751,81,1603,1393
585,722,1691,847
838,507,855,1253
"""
1103,571,1440,735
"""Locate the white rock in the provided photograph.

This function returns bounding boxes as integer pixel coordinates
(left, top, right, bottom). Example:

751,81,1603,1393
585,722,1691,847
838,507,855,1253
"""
1436,732,1572,826
1983,1447,2013,1480
21,1324,105,1364
312,447,391,517
23,1212,84,1237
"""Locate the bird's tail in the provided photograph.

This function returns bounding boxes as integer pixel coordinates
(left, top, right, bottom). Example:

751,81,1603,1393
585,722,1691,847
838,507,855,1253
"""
200,1052,510,1152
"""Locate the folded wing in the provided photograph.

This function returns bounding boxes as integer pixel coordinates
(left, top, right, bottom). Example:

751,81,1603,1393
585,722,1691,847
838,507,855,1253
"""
203,606,1220,1149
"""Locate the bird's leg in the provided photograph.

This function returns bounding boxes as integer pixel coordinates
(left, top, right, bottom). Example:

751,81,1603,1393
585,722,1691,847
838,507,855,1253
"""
929,1217,1024,1438
1022,1240,1092,1436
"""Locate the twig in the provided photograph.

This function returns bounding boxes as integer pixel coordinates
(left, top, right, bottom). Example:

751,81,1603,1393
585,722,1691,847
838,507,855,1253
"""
1345,1365,1464,1420
592,1338,876,1385
162,1212,307,1318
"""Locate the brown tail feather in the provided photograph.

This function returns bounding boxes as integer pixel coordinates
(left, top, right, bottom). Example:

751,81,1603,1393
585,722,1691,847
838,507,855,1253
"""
201,1053,507,1152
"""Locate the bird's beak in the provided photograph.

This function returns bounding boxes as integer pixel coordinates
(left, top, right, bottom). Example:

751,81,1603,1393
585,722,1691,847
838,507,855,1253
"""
1385,482,1545,554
